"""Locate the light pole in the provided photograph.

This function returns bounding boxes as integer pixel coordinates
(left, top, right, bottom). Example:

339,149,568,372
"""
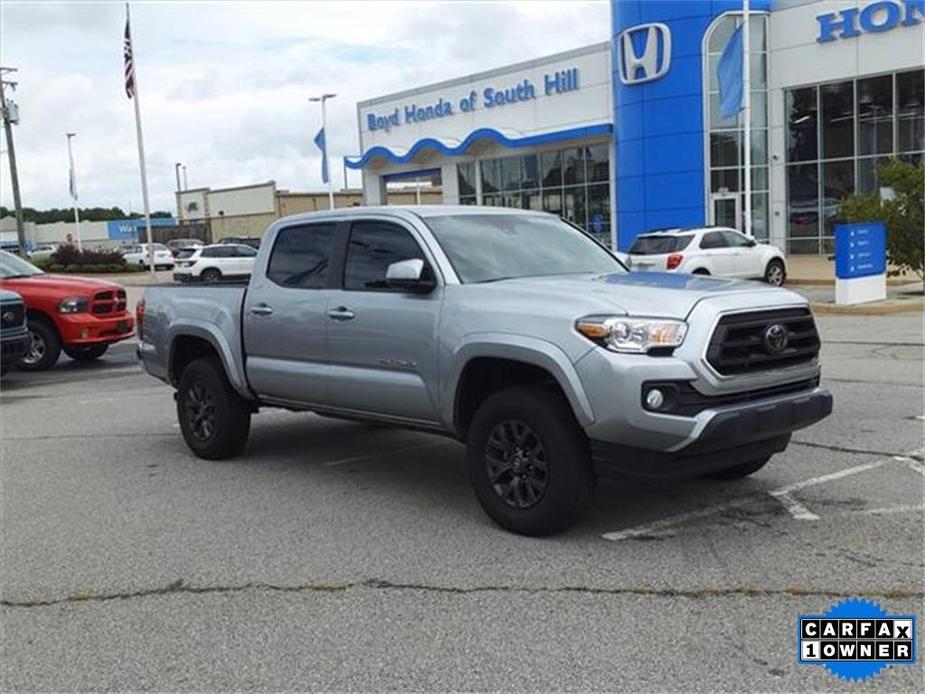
309,93,336,210
66,132,82,251
0,66,27,257
174,162,182,221
181,164,188,190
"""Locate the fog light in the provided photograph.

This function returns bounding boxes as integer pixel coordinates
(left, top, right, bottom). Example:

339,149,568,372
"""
81,328,90,339
646,388,665,410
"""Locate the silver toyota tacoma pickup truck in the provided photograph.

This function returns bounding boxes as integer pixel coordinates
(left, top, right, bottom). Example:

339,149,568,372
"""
138,206,832,535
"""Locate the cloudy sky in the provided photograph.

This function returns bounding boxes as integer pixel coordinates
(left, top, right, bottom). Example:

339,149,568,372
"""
0,1,610,213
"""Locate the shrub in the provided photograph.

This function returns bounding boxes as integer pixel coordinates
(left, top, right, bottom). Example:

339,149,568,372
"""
51,244,124,267
839,159,924,291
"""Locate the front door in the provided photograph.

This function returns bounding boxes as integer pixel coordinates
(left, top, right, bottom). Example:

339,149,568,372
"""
710,193,741,230
325,219,443,424
242,221,340,406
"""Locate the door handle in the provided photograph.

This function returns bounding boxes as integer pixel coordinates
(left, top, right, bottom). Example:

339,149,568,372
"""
250,304,274,316
327,306,355,321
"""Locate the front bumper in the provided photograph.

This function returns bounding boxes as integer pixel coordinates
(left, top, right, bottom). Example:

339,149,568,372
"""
591,388,833,479
1,329,30,362
56,312,135,345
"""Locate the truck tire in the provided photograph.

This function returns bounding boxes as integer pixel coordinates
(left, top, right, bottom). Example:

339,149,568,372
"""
467,385,594,536
64,344,109,361
702,456,771,480
177,357,251,460
17,316,62,372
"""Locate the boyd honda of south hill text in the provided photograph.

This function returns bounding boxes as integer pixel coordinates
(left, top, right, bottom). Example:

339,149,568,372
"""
137,207,833,536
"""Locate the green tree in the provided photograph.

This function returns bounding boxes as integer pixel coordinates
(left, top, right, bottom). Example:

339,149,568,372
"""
839,159,924,292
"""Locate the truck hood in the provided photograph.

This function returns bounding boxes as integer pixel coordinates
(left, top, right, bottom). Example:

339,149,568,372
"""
487,271,801,319
4,273,124,295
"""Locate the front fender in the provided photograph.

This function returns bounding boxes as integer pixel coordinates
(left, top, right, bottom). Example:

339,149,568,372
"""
166,320,251,399
442,333,596,434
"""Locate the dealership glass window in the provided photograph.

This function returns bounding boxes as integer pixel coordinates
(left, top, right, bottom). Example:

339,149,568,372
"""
786,87,818,162
703,13,770,241
898,69,925,154
857,75,893,156
460,144,611,245
784,69,924,253
457,161,476,197
821,81,855,159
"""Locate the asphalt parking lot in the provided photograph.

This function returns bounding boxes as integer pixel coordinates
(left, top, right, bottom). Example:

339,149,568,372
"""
1,312,923,691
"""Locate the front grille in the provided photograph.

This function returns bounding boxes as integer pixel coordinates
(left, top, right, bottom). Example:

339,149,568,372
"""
706,308,820,376
0,301,25,329
91,289,126,316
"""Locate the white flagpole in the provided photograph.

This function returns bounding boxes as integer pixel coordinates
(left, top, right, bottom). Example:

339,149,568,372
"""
321,98,334,210
742,0,753,237
127,3,155,277
66,132,82,251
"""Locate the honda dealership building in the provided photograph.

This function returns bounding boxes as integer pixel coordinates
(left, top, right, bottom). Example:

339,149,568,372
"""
346,0,924,254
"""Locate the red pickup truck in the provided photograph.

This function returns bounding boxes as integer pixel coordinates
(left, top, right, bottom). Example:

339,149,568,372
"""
0,251,135,371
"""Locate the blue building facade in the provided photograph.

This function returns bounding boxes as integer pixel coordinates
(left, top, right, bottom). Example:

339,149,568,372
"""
611,0,771,250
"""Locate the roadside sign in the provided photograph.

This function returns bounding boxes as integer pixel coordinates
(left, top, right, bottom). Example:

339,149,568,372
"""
834,222,886,280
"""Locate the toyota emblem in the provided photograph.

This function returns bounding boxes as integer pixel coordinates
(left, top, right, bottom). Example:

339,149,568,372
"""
763,323,790,354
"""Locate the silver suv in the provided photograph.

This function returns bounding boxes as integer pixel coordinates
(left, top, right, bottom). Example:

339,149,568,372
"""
137,207,832,535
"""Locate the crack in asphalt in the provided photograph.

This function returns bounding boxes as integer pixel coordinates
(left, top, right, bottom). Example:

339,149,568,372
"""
790,440,923,460
3,578,922,609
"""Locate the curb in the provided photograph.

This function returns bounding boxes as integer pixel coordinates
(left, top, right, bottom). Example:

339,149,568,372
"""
788,279,916,287
809,300,925,315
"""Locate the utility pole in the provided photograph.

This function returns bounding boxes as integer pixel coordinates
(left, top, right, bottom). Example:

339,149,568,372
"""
175,161,182,221
0,67,27,257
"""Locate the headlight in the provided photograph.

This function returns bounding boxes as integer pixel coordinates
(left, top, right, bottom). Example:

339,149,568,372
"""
576,316,688,354
58,296,89,314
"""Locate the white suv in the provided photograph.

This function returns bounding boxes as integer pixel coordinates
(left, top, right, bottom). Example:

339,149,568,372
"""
122,243,175,270
173,243,257,283
626,227,787,285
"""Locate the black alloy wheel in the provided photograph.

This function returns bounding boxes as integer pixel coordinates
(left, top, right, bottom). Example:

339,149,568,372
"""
485,419,549,509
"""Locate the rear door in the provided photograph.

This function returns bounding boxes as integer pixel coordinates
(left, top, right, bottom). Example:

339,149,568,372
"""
242,221,341,406
699,231,736,276
325,218,443,424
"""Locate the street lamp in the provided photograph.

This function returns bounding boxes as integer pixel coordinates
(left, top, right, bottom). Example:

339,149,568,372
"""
309,93,336,210
66,132,82,251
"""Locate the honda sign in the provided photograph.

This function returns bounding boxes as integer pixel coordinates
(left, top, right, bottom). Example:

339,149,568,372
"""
617,22,672,85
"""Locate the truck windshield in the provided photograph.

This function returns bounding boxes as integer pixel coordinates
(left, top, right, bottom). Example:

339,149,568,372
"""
423,214,625,284
0,250,44,278
629,235,694,255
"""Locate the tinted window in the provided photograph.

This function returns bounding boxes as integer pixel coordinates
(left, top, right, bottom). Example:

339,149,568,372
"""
344,221,425,291
267,223,337,289
235,245,258,257
629,235,694,255
700,232,728,249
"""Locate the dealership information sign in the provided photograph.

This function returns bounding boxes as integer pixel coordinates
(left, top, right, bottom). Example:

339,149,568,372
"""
834,221,887,305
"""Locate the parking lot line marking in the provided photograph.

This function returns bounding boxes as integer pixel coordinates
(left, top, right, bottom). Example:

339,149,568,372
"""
323,441,451,467
900,458,925,476
769,490,819,521
841,504,925,517
602,450,924,542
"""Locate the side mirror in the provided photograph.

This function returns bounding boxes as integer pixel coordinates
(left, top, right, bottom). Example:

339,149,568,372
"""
746,238,757,247
385,258,436,293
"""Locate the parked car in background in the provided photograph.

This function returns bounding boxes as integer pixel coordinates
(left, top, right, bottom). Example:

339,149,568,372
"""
122,243,175,270
172,243,257,283
139,207,831,536
626,227,787,285
218,236,261,249
0,288,30,375
166,238,204,257
0,251,135,371
27,244,58,262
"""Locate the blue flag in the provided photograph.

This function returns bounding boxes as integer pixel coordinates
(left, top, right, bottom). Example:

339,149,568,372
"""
313,127,329,184
717,24,744,119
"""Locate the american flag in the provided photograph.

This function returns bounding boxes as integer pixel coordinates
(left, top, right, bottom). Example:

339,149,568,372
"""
123,12,135,99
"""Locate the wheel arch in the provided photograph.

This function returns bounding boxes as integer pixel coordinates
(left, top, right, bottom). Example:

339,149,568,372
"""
166,323,251,399
446,335,595,438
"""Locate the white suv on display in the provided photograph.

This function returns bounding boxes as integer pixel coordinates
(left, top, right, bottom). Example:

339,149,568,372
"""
172,243,258,283
626,227,787,286
122,243,176,270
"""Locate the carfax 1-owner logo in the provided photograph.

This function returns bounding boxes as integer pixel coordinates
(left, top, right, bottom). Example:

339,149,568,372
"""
798,598,917,682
